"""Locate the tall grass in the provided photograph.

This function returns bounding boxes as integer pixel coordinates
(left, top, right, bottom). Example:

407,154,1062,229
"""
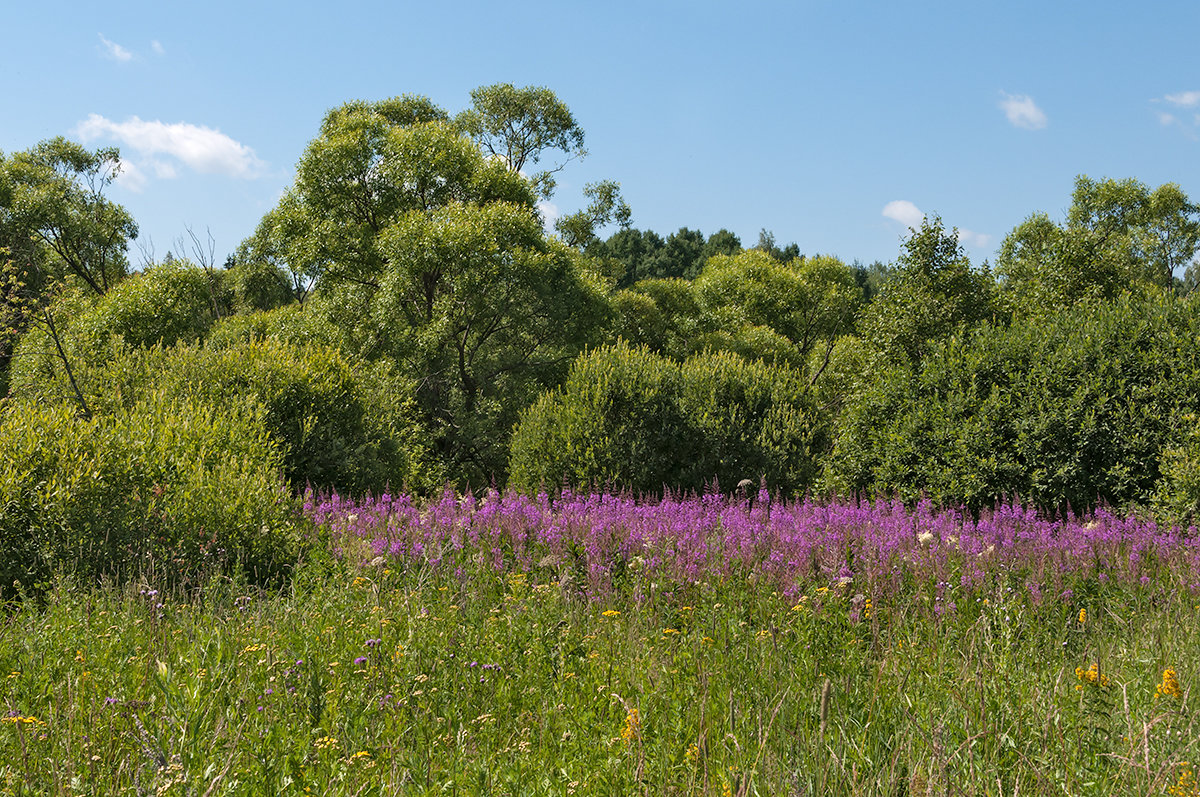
1,492,1197,795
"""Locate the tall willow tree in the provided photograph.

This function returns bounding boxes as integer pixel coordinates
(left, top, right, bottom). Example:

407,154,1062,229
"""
248,96,610,485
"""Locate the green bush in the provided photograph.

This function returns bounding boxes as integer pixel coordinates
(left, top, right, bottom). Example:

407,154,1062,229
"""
1154,413,1200,524
221,258,295,314
827,292,1200,512
204,303,346,351
0,392,298,597
678,351,821,494
82,339,439,496
509,344,690,493
7,263,220,403
509,344,822,495
78,261,218,349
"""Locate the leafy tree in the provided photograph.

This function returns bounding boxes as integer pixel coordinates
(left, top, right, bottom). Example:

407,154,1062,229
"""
0,138,137,297
997,176,1200,313
594,227,743,288
700,228,742,262
860,215,994,366
754,228,800,262
455,83,586,198
254,97,611,484
850,259,894,302
262,96,530,290
589,227,666,288
363,201,610,481
693,251,861,364
554,180,632,249
652,227,707,280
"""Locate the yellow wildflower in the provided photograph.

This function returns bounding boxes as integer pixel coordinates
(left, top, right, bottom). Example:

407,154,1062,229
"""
602,610,620,618
1169,762,1199,797
1157,667,1184,700
1075,662,1110,690
620,708,641,744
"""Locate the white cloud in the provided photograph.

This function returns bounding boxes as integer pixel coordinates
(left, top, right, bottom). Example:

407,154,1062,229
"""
98,34,133,62
998,92,1047,130
1164,91,1200,108
883,201,990,247
1159,112,1178,126
537,199,560,232
113,159,148,192
151,40,165,56
75,114,266,179
957,228,992,249
882,199,925,229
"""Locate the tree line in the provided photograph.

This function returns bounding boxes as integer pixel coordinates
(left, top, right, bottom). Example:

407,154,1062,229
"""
3,83,1200,591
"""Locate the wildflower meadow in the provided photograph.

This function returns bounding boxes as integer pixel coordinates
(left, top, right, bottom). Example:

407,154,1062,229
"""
1,489,1197,795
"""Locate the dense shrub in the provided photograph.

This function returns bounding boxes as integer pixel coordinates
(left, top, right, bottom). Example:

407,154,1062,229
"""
509,344,690,493
77,261,218,349
678,351,822,493
509,344,821,495
0,392,299,597
204,303,345,351
7,263,219,402
828,292,1200,512
1154,413,1200,524
220,258,295,314
82,339,439,496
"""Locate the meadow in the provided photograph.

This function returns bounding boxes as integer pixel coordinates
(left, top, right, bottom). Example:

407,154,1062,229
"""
1,490,1198,795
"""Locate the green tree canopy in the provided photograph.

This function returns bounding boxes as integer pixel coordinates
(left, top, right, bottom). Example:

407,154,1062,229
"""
0,138,137,297
251,96,610,485
997,176,1200,313
455,83,586,198
860,215,994,366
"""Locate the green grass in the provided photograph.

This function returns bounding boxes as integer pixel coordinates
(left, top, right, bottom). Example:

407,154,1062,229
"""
1,556,1197,795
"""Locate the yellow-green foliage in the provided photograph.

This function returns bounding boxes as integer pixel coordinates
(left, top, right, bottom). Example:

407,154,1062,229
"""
509,344,821,495
0,391,298,596
205,304,345,351
1155,413,1200,524
83,339,440,496
77,261,218,349
8,263,218,401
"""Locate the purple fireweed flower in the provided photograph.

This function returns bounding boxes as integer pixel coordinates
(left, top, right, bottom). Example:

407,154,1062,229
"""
354,657,368,666
302,488,1200,607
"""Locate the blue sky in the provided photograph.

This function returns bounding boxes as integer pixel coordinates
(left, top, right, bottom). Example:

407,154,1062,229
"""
5,0,1199,269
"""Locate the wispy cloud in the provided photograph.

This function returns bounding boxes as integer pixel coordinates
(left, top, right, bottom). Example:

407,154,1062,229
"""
957,229,992,249
537,199,560,233
882,200,924,229
151,40,165,56
75,114,266,180
1153,93,1200,138
113,159,148,192
1164,91,1200,108
883,200,990,249
999,92,1047,130
98,34,133,62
